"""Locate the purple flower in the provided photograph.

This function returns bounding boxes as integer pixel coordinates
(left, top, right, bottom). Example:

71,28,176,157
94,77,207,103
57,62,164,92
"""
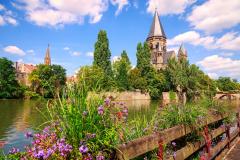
9,147,20,154
173,152,177,159
34,150,44,158
172,142,176,147
43,126,50,134
104,98,111,105
25,131,33,138
98,105,104,115
96,155,105,160
79,145,88,154
85,153,93,160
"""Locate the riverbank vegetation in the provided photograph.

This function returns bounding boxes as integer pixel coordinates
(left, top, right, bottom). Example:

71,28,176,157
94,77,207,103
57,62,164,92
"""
0,82,237,159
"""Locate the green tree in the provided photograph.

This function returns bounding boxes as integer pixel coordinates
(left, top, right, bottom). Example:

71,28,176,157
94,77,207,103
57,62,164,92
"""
0,58,22,98
93,30,112,76
121,50,131,71
77,65,105,91
136,42,151,76
112,50,131,90
29,64,66,97
165,58,217,101
128,68,148,92
216,77,239,91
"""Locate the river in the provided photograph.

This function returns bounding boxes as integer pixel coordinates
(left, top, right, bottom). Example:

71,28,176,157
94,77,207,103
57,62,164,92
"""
0,99,159,153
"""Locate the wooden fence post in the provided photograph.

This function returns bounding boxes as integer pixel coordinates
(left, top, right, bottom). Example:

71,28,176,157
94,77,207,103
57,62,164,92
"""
157,138,163,160
203,126,211,159
237,113,240,136
226,125,231,149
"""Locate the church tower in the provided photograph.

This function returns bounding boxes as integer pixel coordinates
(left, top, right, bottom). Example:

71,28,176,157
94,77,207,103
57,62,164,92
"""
44,44,51,65
146,10,167,70
177,44,188,61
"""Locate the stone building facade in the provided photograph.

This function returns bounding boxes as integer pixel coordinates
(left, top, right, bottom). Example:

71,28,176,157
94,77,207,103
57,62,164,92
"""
15,62,36,86
146,10,187,70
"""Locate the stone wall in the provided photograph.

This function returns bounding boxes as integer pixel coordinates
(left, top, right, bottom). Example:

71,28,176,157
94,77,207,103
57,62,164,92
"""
88,91,150,101
103,91,151,101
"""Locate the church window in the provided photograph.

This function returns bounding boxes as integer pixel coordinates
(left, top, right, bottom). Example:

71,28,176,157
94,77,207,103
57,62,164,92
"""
156,43,159,50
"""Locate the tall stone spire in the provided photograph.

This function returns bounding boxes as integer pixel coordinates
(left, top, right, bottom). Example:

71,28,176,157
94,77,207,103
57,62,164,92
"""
147,9,166,39
178,44,188,60
44,44,51,65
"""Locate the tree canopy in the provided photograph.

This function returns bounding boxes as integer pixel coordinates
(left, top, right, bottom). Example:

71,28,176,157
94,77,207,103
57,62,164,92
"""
93,30,112,77
29,64,66,97
0,58,22,98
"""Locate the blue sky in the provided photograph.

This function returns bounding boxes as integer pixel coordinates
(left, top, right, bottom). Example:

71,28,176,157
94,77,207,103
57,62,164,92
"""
0,0,240,79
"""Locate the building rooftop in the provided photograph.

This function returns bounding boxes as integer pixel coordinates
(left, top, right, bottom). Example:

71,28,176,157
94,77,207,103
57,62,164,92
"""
147,10,166,39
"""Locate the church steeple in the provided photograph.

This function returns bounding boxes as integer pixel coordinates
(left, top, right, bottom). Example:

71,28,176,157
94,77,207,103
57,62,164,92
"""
178,44,188,60
147,9,166,39
44,44,51,65
146,9,167,70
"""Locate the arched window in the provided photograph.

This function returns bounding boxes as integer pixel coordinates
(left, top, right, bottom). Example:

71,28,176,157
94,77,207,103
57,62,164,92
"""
156,42,159,50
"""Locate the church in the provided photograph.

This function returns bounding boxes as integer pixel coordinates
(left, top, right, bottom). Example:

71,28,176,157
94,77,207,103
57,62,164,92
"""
146,10,188,70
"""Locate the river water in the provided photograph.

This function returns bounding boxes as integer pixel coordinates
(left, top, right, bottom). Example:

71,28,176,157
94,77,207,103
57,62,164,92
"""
0,99,159,153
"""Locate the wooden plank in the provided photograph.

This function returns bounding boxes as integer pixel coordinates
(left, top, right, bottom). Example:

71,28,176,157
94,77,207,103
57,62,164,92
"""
117,113,226,159
210,128,239,159
166,125,226,160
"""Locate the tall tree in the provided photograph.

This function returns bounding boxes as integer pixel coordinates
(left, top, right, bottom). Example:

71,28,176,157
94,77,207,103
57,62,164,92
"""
113,50,131,90
121,50,131,71
136,42,151,76
93,30,112,76
0,58,22,98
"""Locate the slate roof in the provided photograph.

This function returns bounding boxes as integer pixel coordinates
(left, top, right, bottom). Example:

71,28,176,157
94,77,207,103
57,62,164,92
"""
147,10,166,39
164,51,176,64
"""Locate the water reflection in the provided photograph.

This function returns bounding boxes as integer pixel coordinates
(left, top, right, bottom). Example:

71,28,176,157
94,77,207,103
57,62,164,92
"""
0,100,46,152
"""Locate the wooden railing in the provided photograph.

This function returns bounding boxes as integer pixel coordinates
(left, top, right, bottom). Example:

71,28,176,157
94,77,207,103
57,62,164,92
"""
116,112,240,160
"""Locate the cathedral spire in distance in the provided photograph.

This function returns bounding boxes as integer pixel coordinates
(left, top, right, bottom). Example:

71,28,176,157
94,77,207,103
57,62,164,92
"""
178,43,188,60
147,9,166,39
44,44,51,65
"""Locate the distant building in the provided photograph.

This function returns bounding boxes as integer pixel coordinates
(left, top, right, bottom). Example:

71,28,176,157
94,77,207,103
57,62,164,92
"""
44,44,51,65
15,62,36,86
66,75,77,84
15,44,52,86
146,10,187,70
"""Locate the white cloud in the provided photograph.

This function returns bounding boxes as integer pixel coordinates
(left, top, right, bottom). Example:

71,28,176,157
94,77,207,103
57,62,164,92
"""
3,45,26,56
0,15,5,26
220,52,234,57
86,51,93,57
197,55,240,79
0,4,5,10
72,51,81,56
111,0,128,15
147,0,195,15
215,32,240,50
63,47,70,51
0,4,17,26
187,0,240,33
112,55,121,63
14,0,129,27
4,16,17,25
27,49,35,54
168,31,240,51
168,31,214,49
